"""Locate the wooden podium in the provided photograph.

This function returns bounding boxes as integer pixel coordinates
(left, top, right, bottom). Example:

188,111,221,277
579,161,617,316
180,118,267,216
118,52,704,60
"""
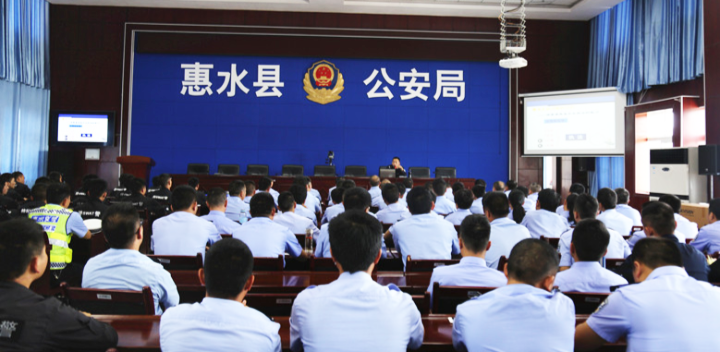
116,156,155,182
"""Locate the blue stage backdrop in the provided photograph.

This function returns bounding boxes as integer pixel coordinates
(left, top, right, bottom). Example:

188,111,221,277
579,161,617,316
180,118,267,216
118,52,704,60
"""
130,54,509,181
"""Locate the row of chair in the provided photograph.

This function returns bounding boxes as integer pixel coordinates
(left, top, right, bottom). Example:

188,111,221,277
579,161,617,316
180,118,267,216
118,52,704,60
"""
187,164,458,178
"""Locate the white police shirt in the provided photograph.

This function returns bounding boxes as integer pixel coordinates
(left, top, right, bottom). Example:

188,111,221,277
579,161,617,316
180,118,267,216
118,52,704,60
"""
556,204,570,219
628,230,686,250
527,192,538,204
389,213,460,269
225,196,250,223
274,211,320,238
690,221,720,254
444,209,472,226
521,209,569,239
309,188,321,202
426,257,506,303
558,227,630,267
522,198,535,213
453,284,575,352
433,196,457,216
315,221,387,259
151,211,221,261
82,248,179,315
485,217,531,269
368,186,381,200
256,189,278,205
290,271,423,352
445,187,455,202
232,217,303,262
304,195,322,214
674,213,698,239
321,204,344,224
586,266,720,350
161,297,281,352
469,198,483,215
597,209,633,237
294,204,318,226
202,210,242,235
554,261,628,293
376,202,411,224
615,204,642,226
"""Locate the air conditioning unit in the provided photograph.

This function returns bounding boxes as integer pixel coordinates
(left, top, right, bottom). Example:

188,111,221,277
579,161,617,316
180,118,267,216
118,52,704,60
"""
650,147,707,203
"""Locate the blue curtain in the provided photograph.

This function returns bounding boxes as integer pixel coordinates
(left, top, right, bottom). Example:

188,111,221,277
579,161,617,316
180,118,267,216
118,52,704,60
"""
0,0,50,184
587,0,704,193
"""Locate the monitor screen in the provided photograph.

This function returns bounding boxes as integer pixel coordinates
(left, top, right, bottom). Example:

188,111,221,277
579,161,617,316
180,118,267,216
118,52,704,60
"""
50,111,115,146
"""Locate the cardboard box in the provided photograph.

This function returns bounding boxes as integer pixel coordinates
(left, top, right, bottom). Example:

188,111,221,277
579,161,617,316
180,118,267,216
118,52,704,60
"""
680,203,709,229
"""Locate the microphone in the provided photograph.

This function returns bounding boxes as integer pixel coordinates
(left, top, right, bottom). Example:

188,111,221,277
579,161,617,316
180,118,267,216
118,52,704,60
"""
326,150,335,166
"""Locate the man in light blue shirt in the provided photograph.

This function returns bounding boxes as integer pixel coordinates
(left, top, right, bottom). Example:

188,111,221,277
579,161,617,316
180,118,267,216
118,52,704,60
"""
321,188,345,224
427,214,507,303
527,182,540,205
554,219,628,292
596,188,633,237
231,192,304,265
431,179,456,216
225,180,250,224
483,192,531,269
557,183,585,218
201,188,242,234
690,198,720,254
453,238,575,352
242,180,255,205
274,192,320,239
291,210,423,352
614,188,642,226
469,184,485,215
368,175,382,205
161,238,281,352
521,189,569,239
83,203,179,314
376,184,411,224
575,238,720,351
386,187,460,269
151,186,221,261
294,176,322,215
444,189,473,226
289,184,318,226
659,194,699,239
256,176,278,205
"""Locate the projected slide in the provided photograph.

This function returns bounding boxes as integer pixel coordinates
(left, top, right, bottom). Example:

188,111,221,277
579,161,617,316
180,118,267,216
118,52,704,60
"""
57,114,108,143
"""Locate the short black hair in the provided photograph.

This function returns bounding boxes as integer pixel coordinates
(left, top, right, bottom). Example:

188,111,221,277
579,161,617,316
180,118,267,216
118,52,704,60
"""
507,238,559,285
330,188,345,205
48,171,63,183
392,156,400,162
33,177,52,186
129,177,146,195
452,182,465,195
87,178,108,199
459,214,491,253
278,192,295,212
474,178,486,187
151,176,161,188
258,176,273,191
506,180,518,190
537,189,559,211
471,185,486,199
597,188,617,210
381,183,400,204
102,203,141,249
0,218,46,281
573,194,598,221
710,198,720,219
204,238,254,299
171,185,197,211
158,173,172,188
395,182,406,196
572,219,610,261
228,180,245,196
431,178,447,196
565,193,579,223
454,189,473,209
343,187,371,211
508,190,526,224
516,185,529,197
120,173,135,187
407,187,433,215
46,183,72,205
31,183,48,202
249,192,274,217
11,171,23,180
658,194,682,214
81,174,98,189
340,179,356,190
569,183,585,194
188,177,200,188
483,191,510,218
403,178,413,189
288,184,308,205
1,173,15,186
244,180,256,195
328,210,382,272
633,237,683,269
206,187,227,208
615,188,630,204
293,176,310,186
641,201,676,236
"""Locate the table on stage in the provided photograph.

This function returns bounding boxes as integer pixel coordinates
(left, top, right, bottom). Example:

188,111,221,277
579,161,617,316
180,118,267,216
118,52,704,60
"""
95,314,627,352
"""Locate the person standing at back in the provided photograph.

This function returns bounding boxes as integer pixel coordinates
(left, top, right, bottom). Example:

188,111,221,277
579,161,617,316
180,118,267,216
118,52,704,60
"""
201,188,242,234
521,189,569,238
483,192,531,269
614,188,642,226
596,188,633,237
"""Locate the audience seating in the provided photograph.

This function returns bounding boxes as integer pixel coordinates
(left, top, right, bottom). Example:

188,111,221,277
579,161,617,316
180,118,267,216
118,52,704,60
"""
61,283,155,315
412,292,431,315
497,256,508,272
564,292,610,314
309,257,338,271
313,165,336,177
432,283,497,314
369,206,380,214
605,258,625,269
187,163,210,175
147,254,203,271
216,164,240,176
220,234,232,239
408,167,430,178
246,164,269,176
405,256,460,272
540,236,560,249
282,164,304,177
435,167,457,178
344,165,367,177
254,255,285,271
629,225,643,239
90,231,109,257
244,293,297,317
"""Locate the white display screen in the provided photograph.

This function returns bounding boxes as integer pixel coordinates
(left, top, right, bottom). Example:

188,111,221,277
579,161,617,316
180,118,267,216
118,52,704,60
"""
523,89,626,156
57,114,109,143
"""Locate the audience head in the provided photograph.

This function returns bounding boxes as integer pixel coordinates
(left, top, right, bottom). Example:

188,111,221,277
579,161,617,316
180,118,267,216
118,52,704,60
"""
391,157,401,168
288,184,308,205
381,184,400,205
249,192,275,218
492,181,505,191
565,193,579,223
330,187,345,205
11,171,24,184
369,175,380,187
151,176,161,189
459,215,491,254
454,189,473,210
431,178,447,197
658,194,682,214
119,173,134,188
407,187,433,215
258,177,273,192
508,190,527,224
102,203,142,249
471,185,486,199
340,179,356,190
33,177,52,186
632,237,683,283
203,238,254,299
244,180,256,196
188,177,200,189
228,180,245,197
30,183,47,203
206,188,228,210
537,189,559,212
569,183,586,195
395,182,406,197
293,176,311,187
641,201,676,237
529,182,542,194
597,188,617,210
573,193,598,221
571,219,610,262
506,238,559,291
335,177,345,188
158,173,172,190
506,180,518,191
615,188,630,205
403,178,413,189
343,187,371,211
452,182,465,195
516,185,529,197
474,178,486,188
328,210,382,273
277,192,295,212
482,191,510,219
48,171,63,183
87,178,108,200
0,174,13,194
80,174,98,190
129,177,146,195
0,218,46,283
171,185,197,212
46,183,72,206
710,198,720,224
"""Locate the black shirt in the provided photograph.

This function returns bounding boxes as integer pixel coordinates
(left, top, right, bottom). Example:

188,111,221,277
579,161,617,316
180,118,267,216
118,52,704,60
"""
0,195,18,210
13,183,31,201
17,201,45,218
613,234,709,283
73,199,109,220
150,188,172,205
395,168,407,177
0,281,117,351
108,187,130,200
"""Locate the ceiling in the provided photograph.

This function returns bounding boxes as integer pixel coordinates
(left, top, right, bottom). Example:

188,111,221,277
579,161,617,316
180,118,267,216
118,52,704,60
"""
48,0,625,21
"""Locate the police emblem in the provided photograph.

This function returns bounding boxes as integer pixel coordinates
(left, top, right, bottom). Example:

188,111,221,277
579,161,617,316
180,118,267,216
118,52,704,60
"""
303,60,344,105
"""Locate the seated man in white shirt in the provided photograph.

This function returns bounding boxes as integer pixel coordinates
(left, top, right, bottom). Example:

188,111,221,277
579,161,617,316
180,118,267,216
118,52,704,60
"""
444,189,474,226
256,177,278,205
517,186,535,213
521,189,569,239
492,180,505,192
225,180,250,224
321,188,345,225
83,203,180,315
427,214,507,303
231,193,304,265
527,182,541,205
202,188,242,235
659,194,698,239
614,188,642,226
402,178,413,198
483,191,531,269
326,177,344,206
385,187,460,269
469,184,485,215
368,175,383,207
152,186,221,261
395,182,408,209
557,183,585,218
558,194,630,270
447,182,464,203
274,191,320,239
431,178,456,216
242,181,256,205
293,176,322,215
288,184,318,226
376,183,411,225
597,188,634,237
322,180,356,224
291,210,423,352
160,238,281,351
554,219,628,293
503,179,517,197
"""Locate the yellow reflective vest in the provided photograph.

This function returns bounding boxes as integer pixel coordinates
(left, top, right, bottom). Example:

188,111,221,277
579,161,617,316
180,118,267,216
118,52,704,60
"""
29,204,73,270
